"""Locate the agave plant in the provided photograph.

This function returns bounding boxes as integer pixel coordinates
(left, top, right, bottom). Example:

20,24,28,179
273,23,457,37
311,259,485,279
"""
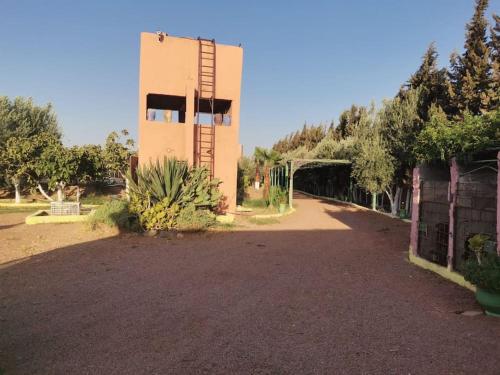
127,157,188,208
126,157,222,231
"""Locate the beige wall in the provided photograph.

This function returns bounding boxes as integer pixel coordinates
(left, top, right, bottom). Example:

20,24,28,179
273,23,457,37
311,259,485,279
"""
138,32,243,212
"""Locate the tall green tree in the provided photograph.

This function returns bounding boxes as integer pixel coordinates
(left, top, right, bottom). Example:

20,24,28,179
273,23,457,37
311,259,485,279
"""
0,97,61,190
450,0,494,114
336,105,367,139
351,126,394,211
489,13,500,109
253,147,281,200
103,129,135,177
0,96,60,145
404,43,450,120
378,89,422,215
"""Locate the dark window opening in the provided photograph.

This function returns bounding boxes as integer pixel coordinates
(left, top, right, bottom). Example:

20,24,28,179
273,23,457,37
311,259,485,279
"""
195,98,232,126
147,94,186,123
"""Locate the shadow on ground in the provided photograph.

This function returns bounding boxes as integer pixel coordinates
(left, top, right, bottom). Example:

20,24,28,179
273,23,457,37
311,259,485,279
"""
1,198,499,374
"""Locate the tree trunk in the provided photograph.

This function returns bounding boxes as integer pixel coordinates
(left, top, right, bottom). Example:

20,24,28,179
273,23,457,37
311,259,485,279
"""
13,180,21,204
385,188,395,215
125,177,130,201
263,166,270,201
405,188,411,217
255,166,261,190
393,187,402,216
37,183,54,201
371,192,377,210
57,182,65,202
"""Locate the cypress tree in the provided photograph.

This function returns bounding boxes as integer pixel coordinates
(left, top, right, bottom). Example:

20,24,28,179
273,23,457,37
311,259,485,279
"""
406,43,450,120
453,0,493,114
489,14,500,109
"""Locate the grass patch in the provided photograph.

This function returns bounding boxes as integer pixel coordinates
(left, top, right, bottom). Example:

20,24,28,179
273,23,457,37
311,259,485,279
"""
242,198,268,208
248,217,280,225
87,200,138,230
0,207,39,214
79,194,113,205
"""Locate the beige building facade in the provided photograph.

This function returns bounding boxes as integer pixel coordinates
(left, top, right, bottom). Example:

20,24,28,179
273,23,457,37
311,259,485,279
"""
138,32,243,212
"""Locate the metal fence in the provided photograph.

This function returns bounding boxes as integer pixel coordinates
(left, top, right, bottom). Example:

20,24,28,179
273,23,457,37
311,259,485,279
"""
417,180,450,266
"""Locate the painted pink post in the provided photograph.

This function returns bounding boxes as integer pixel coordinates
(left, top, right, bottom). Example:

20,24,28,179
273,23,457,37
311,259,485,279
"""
497,151,500,255
409,167,421,256
448,158,459,270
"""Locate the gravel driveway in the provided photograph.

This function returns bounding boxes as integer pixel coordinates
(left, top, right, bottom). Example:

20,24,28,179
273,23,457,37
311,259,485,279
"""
1,193,499,374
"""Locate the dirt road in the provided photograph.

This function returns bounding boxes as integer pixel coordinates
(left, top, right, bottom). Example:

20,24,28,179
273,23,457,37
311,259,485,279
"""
1,194,499,374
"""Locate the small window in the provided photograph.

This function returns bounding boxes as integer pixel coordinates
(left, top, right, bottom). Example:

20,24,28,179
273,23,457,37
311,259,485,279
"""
194,98,232,126
146,94,186,123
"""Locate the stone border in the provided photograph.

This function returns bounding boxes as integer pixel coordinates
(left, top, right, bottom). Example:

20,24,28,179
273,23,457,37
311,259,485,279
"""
295,190,411,223
216,213,235,224
408,250,475,292
25,210,95,225
252,207,296,220
0,202,99,209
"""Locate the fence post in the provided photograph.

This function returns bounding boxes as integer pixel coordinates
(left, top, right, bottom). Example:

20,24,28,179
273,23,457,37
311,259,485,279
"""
497,151,500,255
447,158,459,271
409,167,421,257
289,161,294,208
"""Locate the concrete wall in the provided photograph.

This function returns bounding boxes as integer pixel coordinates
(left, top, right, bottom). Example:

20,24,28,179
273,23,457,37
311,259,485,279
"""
138,33,243,211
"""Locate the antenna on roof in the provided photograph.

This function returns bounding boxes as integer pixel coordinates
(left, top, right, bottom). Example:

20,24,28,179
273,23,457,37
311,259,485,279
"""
156,30,167,42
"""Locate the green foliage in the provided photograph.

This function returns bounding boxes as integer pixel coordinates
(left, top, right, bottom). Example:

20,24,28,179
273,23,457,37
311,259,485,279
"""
0,97,60,189
237,156,254,204
280,145,313,161
71,144,106,184
463,252,500,293
181,167,222,208
176,204,216,231
242,198,268,208
128,157,188,209
414,109,500,163
378,89,422,184
310,137,356,160
35,135,79,191
401,43,450,120
103,130,135,177
272,123,330,154
449,0,495,115
127,157,222,231
139,198,181,231
0,96,60,146
468,233,491,263
336,105,367,139
88,200,138,230
351,114,394,194
268,186,288,208
254,147,282,200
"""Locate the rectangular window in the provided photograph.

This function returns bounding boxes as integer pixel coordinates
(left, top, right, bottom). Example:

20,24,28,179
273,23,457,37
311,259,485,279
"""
146,94,186,123
194,98,232,126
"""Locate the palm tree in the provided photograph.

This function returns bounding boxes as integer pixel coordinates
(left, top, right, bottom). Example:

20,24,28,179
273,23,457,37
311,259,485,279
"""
254,147,281,199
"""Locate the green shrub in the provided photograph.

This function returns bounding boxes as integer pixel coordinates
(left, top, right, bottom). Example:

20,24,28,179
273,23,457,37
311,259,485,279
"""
242,198,267,208
127,157,222,231
88,200,137,230
176,204,216,231
463,252,500,293
267,186,288,208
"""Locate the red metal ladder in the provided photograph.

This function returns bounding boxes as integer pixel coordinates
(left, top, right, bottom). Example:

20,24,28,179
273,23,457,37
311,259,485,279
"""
195,38,216,178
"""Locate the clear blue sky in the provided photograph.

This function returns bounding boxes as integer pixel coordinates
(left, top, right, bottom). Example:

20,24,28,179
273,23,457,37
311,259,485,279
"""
1,0,498,154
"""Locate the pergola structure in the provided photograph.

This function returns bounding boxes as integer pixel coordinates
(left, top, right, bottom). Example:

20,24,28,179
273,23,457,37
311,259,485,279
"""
270,159,351,208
